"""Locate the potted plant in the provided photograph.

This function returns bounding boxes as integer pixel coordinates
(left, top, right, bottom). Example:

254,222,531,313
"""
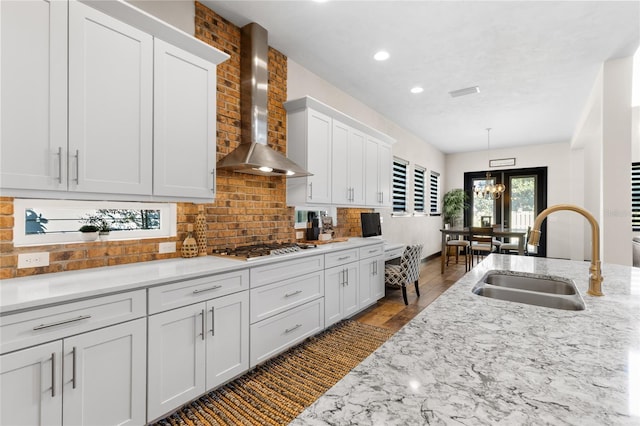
442,189,468,229
78,225,99,241
98,219,111,241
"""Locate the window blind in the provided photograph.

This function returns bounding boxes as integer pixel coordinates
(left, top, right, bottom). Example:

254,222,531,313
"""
430,171,441,215
633,162,640,231
414,166,426,213
392,158,408,213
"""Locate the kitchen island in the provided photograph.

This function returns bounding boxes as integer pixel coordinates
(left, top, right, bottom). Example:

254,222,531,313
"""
292,254,640,425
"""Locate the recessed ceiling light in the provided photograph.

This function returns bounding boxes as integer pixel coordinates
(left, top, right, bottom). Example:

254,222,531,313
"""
373,51,390,61
449,86,480,97
410,86,424,94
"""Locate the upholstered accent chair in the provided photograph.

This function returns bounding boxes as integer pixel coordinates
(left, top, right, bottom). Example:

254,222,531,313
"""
385,244,423,305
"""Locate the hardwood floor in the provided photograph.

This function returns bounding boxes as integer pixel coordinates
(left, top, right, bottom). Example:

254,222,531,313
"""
354,254,468,332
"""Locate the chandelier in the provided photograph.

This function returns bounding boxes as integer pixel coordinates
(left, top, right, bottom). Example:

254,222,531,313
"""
473,128,505,200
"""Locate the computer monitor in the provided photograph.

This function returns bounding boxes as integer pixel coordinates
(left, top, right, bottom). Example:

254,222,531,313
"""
360,212,382,237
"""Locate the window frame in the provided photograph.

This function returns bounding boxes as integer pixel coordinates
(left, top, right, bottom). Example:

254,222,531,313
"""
14,199,177,247
633,162,640,232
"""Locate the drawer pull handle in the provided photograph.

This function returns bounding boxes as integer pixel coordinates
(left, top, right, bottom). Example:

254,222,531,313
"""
51,352,56,397
369,249,377,253
72,347,77,389
193,285,223,294
337,256,350,261
284,290,302,298
285,323,302,334
33,315,92,331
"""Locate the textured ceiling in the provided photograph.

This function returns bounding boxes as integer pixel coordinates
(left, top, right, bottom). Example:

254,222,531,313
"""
202,1,640,153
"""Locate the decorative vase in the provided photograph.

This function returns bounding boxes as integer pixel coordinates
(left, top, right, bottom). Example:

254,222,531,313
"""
181,224,198,258
195,205,208,256
99,231,110,241
81,232,98,242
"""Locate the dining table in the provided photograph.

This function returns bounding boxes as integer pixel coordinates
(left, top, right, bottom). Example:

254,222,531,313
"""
440,227,528,273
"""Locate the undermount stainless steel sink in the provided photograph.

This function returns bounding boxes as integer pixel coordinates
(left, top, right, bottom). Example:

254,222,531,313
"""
472,271,586,311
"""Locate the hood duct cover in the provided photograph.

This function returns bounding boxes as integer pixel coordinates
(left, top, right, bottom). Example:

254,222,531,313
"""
216,23,311,177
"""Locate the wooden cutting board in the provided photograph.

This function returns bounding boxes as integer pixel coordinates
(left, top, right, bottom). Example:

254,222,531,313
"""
302,237,348,245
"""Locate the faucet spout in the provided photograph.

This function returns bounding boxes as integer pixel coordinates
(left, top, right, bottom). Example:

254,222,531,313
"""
529,204,603,296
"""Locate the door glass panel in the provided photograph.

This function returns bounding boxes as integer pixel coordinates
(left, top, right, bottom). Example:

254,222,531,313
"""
509,176,536,229
472,177,496,227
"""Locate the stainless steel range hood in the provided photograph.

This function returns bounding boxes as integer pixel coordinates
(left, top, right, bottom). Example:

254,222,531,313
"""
216,23,310,177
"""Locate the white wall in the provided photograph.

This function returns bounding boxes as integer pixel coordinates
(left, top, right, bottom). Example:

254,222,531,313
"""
287,60,446,257
445,142,573,259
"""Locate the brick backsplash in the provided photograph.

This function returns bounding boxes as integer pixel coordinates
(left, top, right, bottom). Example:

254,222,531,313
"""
0,2,363,279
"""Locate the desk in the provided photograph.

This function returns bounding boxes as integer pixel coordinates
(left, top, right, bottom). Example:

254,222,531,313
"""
440,228,527,274
384,242,405,263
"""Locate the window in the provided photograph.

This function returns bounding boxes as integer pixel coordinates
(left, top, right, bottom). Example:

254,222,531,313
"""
430,171,441,215
14,199,177,246
414,166,426,214
633,162,640,231
392,158,408,214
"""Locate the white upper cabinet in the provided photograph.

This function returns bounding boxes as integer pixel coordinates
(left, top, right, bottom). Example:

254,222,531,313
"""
365,136,393,207
68,1,153,195
153,40,217,199
0,0,68,191
332,121,365,205
0,0,228,201
285,96,394,208
286,107,333,205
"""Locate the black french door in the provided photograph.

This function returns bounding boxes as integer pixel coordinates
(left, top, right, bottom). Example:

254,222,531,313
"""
463,167,547,257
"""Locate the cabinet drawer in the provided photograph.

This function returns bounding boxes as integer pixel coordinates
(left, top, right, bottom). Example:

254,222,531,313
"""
385,247,404,261
1,290,145,354
250,298,324,367
250,255,323,288
148,269,249,314
325,248,359,268
359,244,384,259
250,271,324,324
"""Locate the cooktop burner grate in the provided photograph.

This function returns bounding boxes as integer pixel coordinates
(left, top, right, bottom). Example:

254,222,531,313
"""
212,242,315,260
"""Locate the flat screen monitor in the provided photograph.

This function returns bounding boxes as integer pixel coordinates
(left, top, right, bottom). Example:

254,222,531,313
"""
361,212,382,237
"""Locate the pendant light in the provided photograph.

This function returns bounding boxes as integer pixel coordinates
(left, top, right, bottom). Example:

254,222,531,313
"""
473,128,505,200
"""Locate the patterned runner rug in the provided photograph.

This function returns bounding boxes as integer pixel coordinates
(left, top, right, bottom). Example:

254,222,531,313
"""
152,320,394,426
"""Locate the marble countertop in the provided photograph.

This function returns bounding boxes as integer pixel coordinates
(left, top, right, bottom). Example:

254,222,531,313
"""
0,238,385,314
293,254,640,425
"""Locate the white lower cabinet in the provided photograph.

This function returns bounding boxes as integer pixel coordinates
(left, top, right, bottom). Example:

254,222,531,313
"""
147,291,249,422
360,255,385,304
324,262,359,328
0,318,146,426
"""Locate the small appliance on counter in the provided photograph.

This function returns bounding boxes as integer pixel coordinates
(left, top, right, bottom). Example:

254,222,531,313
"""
306,211,320,241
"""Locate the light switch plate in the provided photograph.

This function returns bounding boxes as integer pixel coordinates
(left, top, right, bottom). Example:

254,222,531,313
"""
18,252,50,268
159,242,176,254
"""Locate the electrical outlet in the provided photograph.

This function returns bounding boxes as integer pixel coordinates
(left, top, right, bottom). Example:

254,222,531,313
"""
18,252,50,269
158,242,176,254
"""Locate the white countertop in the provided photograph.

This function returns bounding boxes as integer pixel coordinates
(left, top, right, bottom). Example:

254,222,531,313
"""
292,254,640,425
0,238,384,314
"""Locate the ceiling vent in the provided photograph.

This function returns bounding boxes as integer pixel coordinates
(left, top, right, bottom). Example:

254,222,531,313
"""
449,86,480,98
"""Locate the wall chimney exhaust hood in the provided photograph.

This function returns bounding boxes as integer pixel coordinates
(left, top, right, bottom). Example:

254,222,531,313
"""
216,23,310,177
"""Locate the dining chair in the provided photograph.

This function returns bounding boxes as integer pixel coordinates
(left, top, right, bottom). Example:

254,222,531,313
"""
385,244,423,305
446,235,470,271
469,227,496,267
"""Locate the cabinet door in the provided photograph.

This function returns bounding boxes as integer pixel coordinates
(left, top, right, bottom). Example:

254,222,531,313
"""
206,291,249,389
62,319,146,426
0,341,62,426
343,263,359,318
0,0,67,191
306,109,332,204
331,120,350,205
348,128,366,205
148,304,206,421
154,39,217,199
358,259,375,308
324,266,344,328
378,141,393,207
68,1,153,195
373,257,386,300
364,137,380,205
